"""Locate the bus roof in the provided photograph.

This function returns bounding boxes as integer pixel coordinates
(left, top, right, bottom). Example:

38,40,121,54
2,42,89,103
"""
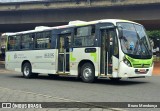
8,19,141,36
96,19,140,25
1,33,15,36
71,19,141,27
10,24,74,35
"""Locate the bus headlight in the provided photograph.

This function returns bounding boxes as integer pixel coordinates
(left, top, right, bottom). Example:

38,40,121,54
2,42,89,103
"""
123,56,132,67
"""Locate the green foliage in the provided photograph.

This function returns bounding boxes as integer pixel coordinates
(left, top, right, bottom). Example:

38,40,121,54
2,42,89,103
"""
147,30,160,48
147,30,160,39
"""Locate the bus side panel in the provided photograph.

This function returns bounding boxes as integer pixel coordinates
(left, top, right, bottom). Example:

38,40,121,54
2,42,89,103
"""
5,51,21,72
69,47,100,77
112,56,119,78
5,49,57,74
31,49,57,74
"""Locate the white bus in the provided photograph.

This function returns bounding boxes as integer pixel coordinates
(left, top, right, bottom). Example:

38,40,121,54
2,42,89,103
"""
5,19,153,82
1,33,15,59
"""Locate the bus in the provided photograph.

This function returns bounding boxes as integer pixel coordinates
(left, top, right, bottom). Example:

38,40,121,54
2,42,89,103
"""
1,33,15,60
5,19,153,83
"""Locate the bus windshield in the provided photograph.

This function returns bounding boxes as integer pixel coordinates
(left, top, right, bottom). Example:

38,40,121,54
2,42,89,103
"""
117,22,152,59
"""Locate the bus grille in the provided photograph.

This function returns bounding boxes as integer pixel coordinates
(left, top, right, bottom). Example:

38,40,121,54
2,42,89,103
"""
133,64,150,68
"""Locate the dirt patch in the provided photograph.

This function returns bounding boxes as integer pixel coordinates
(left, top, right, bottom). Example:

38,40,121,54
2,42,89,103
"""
153,62,160,75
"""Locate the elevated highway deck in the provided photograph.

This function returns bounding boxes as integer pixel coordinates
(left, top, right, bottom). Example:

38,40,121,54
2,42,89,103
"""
0,0,160,32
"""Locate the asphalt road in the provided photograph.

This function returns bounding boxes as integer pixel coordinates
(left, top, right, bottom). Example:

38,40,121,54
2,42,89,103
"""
0,71,160,103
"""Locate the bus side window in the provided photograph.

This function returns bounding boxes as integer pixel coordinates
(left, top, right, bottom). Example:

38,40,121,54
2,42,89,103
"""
74,38,82,47
45,32,51,48
29,34,35,49
8,36,13,50
90,27,95,46
35,32,42,49
73,25,95,47
108,30,118,57
35,31,51,49
21,34,33,50
51,34,56,49
8,35,20,51
113,33,119,56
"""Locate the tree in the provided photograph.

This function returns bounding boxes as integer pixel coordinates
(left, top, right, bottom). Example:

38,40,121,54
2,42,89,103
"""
147,30,160,49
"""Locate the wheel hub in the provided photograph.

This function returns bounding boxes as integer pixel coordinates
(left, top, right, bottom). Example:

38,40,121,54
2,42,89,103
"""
83,67,92,79
24,66,30,76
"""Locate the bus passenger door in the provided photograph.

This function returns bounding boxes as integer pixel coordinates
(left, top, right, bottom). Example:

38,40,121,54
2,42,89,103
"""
100,29,116,75
58,34,71,73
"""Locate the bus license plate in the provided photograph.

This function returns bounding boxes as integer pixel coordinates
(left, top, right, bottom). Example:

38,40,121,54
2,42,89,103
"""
139,69,146,73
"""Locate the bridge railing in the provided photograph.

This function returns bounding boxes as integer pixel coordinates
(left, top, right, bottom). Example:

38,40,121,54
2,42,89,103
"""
0,0,91,3
1,0,160,12
0,0,123,5
1,0,160,5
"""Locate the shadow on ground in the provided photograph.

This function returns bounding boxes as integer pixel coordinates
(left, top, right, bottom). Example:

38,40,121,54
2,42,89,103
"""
10,74,149,86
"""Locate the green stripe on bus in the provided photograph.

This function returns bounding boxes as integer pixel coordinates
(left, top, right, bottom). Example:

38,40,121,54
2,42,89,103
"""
126,55,153,68
8,55,10,61
70,52,76,61
90,53,97,62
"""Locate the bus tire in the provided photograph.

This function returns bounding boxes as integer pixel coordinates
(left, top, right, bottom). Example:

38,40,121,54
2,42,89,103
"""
22,62,33,78
81,63,95,83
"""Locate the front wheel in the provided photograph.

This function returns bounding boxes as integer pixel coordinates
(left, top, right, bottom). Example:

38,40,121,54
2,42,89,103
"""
81,63,95,83
22,62,33,78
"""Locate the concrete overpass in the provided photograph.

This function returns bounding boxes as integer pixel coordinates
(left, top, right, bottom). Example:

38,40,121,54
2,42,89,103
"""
0,0,160,32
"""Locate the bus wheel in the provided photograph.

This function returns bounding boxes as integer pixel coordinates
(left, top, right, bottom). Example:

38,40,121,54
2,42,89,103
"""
81,63,95,83
109,77,121,81
22,62,33,78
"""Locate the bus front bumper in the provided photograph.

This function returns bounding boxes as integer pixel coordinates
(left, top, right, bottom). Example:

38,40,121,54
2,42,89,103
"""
118,61,153,78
